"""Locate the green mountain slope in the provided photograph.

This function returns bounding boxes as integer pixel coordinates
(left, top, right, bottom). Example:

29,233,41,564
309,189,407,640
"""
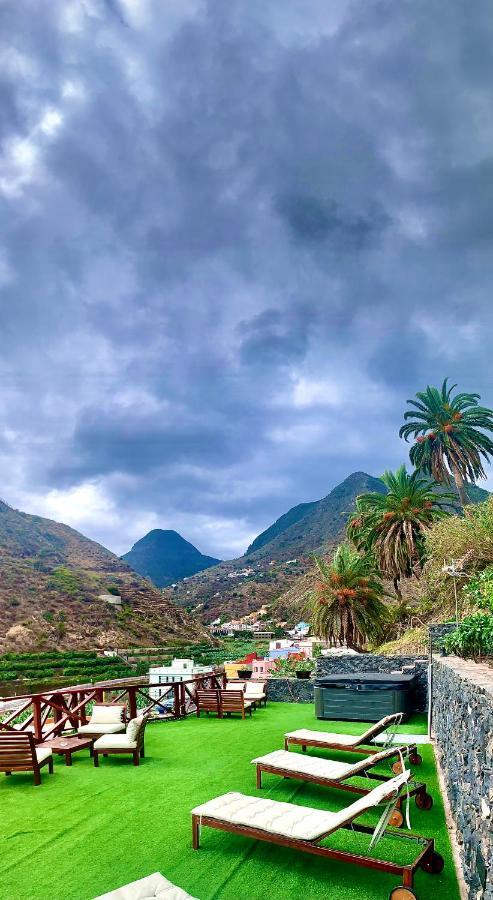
171,472,490,624
122,529,221,587
246,501,317,555
0,500,209,653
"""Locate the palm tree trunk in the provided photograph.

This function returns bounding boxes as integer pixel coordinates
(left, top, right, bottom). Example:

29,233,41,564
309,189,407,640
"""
450,460,469,507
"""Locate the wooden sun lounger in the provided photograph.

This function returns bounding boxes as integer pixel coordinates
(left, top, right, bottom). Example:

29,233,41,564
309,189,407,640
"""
191,772,444,900
252,747,432,827
284,713,423,773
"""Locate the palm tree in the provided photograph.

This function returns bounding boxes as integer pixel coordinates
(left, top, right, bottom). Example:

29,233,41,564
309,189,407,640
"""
347,466,454,598
311,544,387,650
399,379,493,506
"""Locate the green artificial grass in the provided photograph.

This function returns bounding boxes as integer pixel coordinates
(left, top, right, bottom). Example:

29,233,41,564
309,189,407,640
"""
0,704,459,900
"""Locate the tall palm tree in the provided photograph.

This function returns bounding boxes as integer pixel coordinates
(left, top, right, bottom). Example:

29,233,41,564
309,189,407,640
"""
311,544,387,650
399,379,493,506
347,466,454,598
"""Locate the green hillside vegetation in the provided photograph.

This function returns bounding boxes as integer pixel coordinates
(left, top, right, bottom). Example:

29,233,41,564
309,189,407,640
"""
0,500,210,653
246,501,317,554
171,470,488,627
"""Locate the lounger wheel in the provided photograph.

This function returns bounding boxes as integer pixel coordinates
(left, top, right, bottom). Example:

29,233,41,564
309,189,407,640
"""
415,791,433,811
420,851,444,874
388,809,404,828
389,887,417,900
409,752,422,766
391,760,404,775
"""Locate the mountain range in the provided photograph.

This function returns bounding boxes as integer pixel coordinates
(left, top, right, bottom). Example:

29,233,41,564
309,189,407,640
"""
169,472,490,623
0,500,209,653
122,529,221,587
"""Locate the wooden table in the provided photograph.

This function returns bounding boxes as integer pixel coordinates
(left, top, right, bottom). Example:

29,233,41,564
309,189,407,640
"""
40,736,93,766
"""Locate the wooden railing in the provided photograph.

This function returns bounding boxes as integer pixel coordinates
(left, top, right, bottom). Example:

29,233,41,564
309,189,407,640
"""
0,671,226,743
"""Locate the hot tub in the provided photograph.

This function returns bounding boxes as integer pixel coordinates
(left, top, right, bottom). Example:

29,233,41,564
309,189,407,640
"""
314,672,417,722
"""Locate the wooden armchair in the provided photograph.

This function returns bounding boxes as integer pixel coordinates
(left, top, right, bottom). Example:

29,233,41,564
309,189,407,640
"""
196,689,222,718
93,715,149,767
0,730,53,786
220,690,253,719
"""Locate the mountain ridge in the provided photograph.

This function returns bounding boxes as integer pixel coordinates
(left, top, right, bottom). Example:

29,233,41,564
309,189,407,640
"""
170,471,490,623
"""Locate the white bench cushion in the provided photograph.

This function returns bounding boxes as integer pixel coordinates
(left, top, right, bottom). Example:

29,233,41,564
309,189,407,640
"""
35,747,52,765
94,871,197,900
225,682,245,691
244,684,266,695
285,728,360,746
94,734,137,750
90,705,124,724
126,716,144,742
78,724,126,736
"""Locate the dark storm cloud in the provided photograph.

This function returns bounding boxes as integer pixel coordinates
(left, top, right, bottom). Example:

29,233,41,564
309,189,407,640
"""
1,0,493,557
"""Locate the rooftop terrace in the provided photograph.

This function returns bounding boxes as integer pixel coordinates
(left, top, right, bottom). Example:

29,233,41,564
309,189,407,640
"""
0,703,459,900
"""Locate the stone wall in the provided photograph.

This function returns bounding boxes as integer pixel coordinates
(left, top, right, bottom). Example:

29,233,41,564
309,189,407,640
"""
266,677,314,703
316,654,428,712
432,656,493,899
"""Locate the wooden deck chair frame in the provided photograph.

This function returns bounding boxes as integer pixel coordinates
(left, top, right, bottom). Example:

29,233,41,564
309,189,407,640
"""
255,747,433,827
284,715,423,774
0,730,53,786
192,810,443,900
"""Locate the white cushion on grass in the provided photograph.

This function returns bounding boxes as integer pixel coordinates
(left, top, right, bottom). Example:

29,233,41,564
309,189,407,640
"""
94,734,137,750
35,747,52,765
78,724,126,736
192,773,410,841
90,705,124,724
285,728,360,746
94,871,197,900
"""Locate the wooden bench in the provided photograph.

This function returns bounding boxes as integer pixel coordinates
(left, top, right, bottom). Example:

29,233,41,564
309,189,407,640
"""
196,690,222,718
220,690,253,719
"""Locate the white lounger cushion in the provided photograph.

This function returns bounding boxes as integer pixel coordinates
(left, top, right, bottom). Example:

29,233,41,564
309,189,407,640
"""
251,748,394,781
35,747,53,765
94,871,198,900
94,734,137,750
285,728,361,747
78,724,126,736
192,772,410,842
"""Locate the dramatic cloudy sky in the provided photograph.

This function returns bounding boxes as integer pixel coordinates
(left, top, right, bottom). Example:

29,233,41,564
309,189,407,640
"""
1,0,493,559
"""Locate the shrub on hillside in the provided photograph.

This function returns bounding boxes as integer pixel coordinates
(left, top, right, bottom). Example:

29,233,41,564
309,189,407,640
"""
46,566,83,598
423,498,493,610
444,613,493,659
462,566,493,613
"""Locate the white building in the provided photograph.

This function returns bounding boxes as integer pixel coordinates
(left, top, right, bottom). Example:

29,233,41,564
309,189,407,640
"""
148,658,211,701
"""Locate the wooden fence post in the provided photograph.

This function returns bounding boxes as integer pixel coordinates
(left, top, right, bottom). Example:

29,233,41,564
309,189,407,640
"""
128,686,138,720
33,697,43,743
